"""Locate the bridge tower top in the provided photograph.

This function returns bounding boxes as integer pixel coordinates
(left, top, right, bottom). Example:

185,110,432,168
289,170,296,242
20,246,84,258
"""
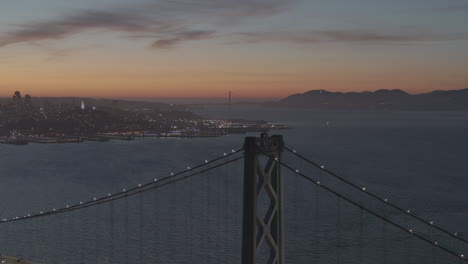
242,134,284,264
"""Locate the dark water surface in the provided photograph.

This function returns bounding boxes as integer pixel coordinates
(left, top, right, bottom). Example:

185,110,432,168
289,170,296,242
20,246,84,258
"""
1,106,467,264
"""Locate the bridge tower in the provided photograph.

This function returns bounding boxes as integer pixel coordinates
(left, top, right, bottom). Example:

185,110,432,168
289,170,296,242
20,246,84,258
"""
242,133,284,264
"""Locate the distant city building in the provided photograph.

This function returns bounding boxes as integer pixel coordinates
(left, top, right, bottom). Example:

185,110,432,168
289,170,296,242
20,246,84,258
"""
13,91,22,102
81,100,85,110
12,91,23,111
24,94,32,108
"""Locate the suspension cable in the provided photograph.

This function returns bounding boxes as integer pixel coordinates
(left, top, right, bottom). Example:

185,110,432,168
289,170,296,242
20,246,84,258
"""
1,150,243,224
280,160,467,262
283,146,468,245
61,147,243,213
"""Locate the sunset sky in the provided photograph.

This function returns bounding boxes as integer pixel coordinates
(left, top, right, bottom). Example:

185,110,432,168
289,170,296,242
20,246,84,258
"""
1,0,468,98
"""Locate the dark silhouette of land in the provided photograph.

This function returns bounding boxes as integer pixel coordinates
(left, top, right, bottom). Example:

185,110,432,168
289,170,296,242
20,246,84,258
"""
0,96,174,111
0,92,287,144
272,88,468,110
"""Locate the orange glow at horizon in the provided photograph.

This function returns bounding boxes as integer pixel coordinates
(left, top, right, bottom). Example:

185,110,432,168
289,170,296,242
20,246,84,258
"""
2,46,467,99
2,70,467,99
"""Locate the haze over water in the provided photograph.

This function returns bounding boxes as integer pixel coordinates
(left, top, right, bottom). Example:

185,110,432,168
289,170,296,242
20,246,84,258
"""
1,106,467,264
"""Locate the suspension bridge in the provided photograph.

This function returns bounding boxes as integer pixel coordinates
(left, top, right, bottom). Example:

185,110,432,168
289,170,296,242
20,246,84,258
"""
0,133,466,264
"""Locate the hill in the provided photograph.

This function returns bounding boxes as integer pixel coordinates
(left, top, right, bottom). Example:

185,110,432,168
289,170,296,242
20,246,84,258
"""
274,88,468,110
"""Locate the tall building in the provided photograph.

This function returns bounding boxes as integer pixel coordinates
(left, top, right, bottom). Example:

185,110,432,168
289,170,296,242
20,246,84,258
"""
12,91,22,103
81,100,85,110
24,94,32,108
12,91,22,111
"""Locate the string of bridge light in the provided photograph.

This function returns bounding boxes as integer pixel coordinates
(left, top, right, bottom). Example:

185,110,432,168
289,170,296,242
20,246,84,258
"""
22,156,244,219
279,160,466,261
284,146,468,245
1,148,243,224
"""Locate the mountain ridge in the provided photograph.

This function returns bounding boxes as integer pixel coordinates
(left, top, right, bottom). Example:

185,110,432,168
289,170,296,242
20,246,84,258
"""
275,88,468,110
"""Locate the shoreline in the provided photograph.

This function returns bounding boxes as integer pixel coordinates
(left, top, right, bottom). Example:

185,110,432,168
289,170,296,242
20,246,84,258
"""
0,127,289,145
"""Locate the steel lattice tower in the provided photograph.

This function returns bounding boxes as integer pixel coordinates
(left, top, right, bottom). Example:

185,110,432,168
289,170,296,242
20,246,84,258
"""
242,133,284,264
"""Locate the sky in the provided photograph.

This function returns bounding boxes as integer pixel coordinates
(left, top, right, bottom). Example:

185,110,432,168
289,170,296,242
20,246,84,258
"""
1,0,468,98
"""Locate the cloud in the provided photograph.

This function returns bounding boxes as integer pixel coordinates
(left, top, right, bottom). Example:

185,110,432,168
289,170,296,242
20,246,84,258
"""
145,0,288,19
235,30,468,45
0,0,292,49
151,30,216,49
0,10,167,47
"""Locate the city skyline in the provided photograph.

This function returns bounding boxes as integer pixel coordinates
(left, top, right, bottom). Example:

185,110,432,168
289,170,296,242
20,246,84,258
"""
1,0,468,98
